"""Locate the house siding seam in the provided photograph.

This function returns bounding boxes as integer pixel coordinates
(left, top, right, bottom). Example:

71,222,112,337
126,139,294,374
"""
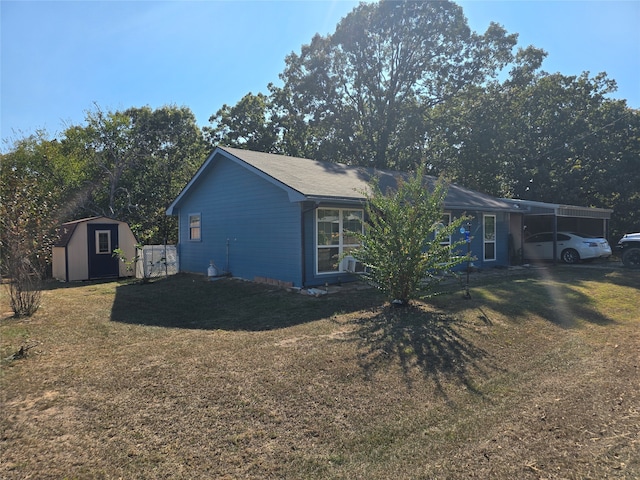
175,157,303,285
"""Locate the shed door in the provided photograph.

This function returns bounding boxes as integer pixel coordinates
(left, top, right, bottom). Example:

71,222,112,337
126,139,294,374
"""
87,224,120,279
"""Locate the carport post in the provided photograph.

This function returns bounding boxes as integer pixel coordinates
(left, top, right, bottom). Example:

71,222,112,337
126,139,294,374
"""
463,222,471,299
552,213,558,265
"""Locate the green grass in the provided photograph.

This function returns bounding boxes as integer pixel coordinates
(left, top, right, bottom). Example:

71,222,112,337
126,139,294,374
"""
1,267,639,479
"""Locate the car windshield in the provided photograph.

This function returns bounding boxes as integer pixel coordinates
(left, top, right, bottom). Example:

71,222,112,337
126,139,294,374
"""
570,232,598,238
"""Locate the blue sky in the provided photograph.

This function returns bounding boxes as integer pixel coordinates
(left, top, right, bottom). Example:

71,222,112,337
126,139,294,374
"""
2,1,639,148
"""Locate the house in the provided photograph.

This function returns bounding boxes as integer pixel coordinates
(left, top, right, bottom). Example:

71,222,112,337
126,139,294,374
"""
52,216,138,282
166,147,525,288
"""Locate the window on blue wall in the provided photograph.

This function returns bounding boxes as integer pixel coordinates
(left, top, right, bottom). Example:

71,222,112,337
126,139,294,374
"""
316,208,363,273
189,213,201,241
434,213,452,246
484,214,496,261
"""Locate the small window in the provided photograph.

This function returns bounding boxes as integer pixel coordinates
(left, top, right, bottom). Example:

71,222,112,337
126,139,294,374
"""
434,213,452,246
483,215,496,261
95,230,111,254
189,214,201,241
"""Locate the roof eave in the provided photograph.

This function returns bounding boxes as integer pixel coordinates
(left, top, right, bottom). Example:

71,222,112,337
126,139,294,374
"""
302,195,366,205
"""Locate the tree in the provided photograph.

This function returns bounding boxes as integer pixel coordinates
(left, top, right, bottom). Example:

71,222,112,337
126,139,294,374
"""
121,105,207,244
425,54,640,238
204,92,279,153
0,133,67,315
210,0,517,169
62,105,207,244
350,165,468,305
62,106,143,219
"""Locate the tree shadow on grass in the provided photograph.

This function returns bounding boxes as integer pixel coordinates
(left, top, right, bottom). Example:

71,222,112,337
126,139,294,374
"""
348,304,500,399
110,274,383,331
436,266,618,329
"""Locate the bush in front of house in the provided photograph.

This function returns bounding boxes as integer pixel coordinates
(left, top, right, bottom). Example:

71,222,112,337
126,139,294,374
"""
350,165,469,305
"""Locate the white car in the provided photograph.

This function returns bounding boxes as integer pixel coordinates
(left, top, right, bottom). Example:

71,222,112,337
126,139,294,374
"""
523,232,612,264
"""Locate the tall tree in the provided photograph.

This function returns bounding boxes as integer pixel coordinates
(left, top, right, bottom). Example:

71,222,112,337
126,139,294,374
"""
210,0,517,169
204,92,278,153
122,105,207,244
63,105,207,243
0,133,69,278
425,52,640,238
63,106,143,218
424,46,548,195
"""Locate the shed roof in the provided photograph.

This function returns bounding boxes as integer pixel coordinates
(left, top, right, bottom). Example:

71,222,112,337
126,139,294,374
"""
54,216,128,247
167,147,519,214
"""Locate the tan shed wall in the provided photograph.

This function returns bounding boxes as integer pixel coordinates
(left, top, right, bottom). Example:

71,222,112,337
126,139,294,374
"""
52,247,67,281
67,222,89,281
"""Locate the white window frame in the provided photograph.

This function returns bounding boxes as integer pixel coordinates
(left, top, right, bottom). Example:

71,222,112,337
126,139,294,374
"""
316,208,364,275
95,230,112,255
188,213,201,241
435,212,452,246
483,214,496,261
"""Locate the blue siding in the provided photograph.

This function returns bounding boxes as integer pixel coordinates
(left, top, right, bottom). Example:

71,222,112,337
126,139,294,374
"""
175,158,303,286
172,153,514,287
300,208,513,286
451,211,511,270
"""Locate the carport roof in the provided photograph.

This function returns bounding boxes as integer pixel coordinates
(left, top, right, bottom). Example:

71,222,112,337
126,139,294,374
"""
502,199,612,219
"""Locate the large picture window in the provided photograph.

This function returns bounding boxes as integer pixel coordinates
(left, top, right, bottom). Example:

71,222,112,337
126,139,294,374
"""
483,214,496,261
316,208,363,274
189,213,201,241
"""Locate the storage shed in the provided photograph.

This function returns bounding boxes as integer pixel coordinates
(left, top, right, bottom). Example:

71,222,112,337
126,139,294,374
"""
52,217,138,282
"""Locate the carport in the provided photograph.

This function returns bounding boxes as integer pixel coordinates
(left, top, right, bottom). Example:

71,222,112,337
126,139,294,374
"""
504,199,612,265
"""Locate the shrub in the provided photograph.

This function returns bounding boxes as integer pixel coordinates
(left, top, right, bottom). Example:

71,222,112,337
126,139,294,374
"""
350,165,469,305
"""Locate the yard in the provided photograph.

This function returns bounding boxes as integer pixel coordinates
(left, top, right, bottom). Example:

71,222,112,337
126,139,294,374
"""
1,266,639,479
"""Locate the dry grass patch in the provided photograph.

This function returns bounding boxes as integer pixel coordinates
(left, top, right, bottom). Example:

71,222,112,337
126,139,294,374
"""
1,267,639,479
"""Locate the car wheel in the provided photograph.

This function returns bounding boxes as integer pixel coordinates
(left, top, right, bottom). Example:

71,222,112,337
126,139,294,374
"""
561,248,580,264
622,248,640,268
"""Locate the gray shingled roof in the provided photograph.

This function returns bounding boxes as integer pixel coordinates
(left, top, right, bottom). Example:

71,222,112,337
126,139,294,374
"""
220,147,518,212
167,146,520,214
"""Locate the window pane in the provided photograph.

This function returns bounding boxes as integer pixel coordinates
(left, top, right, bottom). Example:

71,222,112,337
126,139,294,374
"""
316,208,364,274
317,247,340,272
485,242,495,260
435,213,452,245
189,214,201,240
484,242,496,260
484,216,495,240
317,209,339,245
342,210,363,245
97,232,110,253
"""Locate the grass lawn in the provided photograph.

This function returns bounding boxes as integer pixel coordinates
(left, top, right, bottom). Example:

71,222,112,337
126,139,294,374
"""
1,266,639,479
